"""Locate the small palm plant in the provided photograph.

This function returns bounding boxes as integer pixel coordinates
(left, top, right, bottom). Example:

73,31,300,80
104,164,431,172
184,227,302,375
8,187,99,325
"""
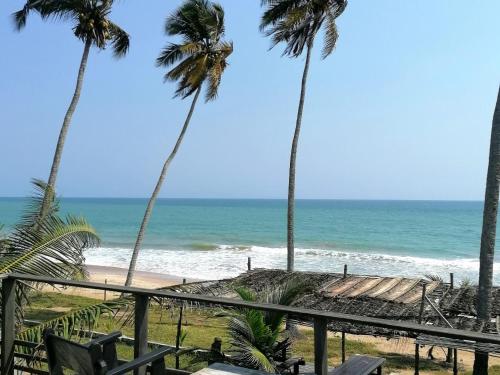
125,0,233,286
0,180,100,325
14,0,130,221
220,282,309,372
260,0,347,272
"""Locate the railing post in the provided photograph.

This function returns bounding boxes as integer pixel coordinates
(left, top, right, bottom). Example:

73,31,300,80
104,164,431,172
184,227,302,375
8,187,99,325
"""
1,278,16,375
341,331,346,363
314,317,328,375
134,294,149,375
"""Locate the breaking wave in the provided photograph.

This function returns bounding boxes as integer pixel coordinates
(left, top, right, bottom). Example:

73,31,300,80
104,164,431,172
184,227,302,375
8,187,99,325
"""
84,244,499,284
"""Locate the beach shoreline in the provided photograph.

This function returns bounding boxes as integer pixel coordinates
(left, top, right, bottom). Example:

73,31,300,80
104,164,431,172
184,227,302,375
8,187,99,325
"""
41,265,201,298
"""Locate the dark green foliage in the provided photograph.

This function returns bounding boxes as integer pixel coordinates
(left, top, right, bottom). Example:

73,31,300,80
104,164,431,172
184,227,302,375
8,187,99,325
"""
260,0,347,58
13,0,129,57
220,281,310,372
156,0,233,101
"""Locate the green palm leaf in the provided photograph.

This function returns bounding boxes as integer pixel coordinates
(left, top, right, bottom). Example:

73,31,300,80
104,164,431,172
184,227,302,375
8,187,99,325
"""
13,0,129,57
158,0,233,102
260,0,347,58
0,180,100,326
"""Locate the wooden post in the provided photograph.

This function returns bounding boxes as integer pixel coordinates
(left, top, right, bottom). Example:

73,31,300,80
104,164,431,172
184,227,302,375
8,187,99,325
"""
104,279,107,301
343,264,347,278
453,348,458,375
314,317,328,375
446,273,454,364
134,294,149,375
341,331,346,363
247,257,252,271
175,278,187,369
415,284,427,375
414,344,420,375
1,278,16,375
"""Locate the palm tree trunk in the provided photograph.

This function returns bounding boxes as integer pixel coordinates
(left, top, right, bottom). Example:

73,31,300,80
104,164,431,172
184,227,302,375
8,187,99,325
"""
124,86,202,287
39,39,92,219
473,85,500,375
287,43,313,272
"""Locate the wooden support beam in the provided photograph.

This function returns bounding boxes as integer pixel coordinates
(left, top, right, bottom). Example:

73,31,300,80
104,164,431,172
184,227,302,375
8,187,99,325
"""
341,331,346,363
414,344,420,375
453,348,458,375
314,317,328,375
343,264,348,278
134,294,149,375
1,278,16,375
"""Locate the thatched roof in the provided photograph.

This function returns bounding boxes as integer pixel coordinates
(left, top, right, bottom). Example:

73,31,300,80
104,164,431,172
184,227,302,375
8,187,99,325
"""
165,269,499,339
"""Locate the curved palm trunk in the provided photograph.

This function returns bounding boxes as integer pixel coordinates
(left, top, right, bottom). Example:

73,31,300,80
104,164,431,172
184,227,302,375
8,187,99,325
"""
125,87,202,286
287,44,313,272
473,86,500,375
39,39,92,220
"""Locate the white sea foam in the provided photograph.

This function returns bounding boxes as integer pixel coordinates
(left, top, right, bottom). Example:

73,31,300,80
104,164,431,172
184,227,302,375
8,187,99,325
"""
84,245,499,284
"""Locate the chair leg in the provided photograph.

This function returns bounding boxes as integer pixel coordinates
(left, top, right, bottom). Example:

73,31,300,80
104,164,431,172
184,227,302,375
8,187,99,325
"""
103,342,119,369
150,357,166,375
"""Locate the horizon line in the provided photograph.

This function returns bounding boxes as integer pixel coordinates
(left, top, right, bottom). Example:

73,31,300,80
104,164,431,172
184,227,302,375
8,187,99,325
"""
0,196,484,203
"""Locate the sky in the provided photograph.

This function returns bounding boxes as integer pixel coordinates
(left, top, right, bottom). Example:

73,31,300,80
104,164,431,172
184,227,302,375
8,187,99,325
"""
1,1,500,200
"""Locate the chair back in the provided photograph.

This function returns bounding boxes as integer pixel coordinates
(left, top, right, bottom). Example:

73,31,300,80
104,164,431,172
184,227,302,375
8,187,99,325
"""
43,329,107,375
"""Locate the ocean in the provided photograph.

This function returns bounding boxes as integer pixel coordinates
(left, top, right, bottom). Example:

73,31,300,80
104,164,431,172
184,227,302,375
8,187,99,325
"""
0,198,496,283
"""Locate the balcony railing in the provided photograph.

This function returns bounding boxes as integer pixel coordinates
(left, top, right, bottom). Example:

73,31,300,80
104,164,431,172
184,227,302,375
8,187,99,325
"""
2,272,500,375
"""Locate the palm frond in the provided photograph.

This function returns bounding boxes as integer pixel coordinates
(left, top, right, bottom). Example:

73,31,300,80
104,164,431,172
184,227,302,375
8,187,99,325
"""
21,179,58,229
3,215,98,279
0,180,100,327
425,274,444,282
18,299,126,344
14,0,129,57
260,0,347,58
108,21,130,58
321,10,339,59
159,0,231,100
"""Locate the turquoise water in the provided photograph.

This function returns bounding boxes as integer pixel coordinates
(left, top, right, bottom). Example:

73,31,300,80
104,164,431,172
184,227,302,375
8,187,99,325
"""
0,198,494,282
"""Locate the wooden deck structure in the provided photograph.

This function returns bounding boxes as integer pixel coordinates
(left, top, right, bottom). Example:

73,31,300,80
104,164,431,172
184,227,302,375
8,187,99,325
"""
2,272,500,375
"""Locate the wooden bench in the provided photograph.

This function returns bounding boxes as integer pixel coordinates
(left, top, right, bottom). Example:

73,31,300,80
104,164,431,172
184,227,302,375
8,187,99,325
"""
331,355,385,375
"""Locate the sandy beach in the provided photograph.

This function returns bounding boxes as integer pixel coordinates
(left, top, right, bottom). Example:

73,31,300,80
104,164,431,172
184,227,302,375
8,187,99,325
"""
41,264,200,299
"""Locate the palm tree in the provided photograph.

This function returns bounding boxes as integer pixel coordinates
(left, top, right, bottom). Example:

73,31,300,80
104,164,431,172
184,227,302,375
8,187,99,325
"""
260,0,347,272
473,86,500,374
124,0,232,286
14,0,130,221
0,179,100,325
218,281,309,372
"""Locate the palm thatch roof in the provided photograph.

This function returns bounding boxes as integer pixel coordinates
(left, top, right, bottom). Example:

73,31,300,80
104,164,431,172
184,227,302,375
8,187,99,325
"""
165,269,500,339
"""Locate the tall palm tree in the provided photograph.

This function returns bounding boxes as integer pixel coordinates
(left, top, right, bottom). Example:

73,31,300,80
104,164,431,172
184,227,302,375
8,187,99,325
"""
14,0,130,221
473,86,500,375
124,0,233,286
260,0,347,271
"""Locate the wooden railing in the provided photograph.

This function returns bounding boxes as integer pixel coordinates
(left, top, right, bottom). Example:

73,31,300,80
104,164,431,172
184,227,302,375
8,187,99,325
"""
2,272,500,375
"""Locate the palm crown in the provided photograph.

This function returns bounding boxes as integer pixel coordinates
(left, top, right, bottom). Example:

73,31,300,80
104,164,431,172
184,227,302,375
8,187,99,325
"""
14,0,129,57
156,0,233,101
260,0,347,58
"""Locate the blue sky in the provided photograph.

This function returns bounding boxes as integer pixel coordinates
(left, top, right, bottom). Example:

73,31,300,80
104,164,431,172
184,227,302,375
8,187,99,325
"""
1,1,499,200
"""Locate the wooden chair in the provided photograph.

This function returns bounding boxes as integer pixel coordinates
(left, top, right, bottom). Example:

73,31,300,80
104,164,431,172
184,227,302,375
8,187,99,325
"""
43,328,175,375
